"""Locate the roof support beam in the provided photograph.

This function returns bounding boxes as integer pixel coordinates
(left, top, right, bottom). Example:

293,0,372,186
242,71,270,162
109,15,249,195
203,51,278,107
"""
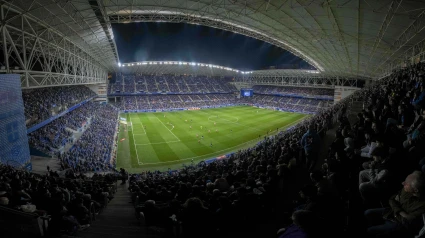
89,0,120,64
323,0,353,75
365,0,403,75
374,8,425,75
293,2,346,73
0,5,107,89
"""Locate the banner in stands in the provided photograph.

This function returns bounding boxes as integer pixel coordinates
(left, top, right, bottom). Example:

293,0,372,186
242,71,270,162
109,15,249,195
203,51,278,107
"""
0,74,31,170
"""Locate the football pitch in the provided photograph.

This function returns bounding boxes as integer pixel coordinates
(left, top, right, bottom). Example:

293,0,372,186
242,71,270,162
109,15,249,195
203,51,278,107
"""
116,106,309,172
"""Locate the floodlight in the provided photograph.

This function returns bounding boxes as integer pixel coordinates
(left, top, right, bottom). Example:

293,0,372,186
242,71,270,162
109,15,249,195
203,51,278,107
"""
142,62,147,65
197,63,200,66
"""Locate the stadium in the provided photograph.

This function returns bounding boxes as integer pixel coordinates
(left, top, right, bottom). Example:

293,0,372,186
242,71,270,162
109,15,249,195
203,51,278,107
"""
1,0,425,238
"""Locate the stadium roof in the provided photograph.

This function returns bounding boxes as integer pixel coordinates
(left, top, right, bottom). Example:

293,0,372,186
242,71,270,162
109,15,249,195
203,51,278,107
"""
119,61,328,77
3,0,425,79
120,61,245,76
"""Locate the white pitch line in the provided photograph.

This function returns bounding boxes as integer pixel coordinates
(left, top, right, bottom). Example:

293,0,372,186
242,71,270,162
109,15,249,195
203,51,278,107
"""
140,114,309,166
156,117,180,141
129,116,142,165
140,119,147,134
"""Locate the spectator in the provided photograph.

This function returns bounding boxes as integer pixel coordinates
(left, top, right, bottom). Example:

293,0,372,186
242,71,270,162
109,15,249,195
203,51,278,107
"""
277,210,321,238
364,171,425,237
301,124,321,171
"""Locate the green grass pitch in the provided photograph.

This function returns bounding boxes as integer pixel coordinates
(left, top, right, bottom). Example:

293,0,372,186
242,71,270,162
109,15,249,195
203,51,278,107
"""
116,106,309,172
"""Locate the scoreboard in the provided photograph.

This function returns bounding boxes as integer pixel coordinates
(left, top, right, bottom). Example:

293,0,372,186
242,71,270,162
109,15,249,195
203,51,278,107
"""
241,88,253,97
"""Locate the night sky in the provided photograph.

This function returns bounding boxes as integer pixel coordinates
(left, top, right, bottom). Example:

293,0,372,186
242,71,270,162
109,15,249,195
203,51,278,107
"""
112,22,313,71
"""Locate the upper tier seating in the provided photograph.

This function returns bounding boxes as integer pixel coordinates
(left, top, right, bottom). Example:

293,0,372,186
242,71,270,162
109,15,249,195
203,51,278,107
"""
109,74,237,94
23,86,96,128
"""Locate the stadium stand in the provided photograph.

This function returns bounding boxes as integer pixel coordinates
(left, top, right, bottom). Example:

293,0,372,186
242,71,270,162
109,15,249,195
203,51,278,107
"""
6,62,425,237
0,164,118,237
109,74,236,94
121,62,425,238
109,74,332,114
243,95,332,113
5,1,425,237
58,104,118,173
252,85,334,98
28,101,118,174
23,86,96,128
113,94,236,111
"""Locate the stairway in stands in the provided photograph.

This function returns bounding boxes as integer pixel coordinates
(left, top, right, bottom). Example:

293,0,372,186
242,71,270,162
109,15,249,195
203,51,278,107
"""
77,183,159,238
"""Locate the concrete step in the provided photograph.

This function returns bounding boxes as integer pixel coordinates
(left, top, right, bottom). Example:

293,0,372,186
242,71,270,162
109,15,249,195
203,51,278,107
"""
76,183,161,238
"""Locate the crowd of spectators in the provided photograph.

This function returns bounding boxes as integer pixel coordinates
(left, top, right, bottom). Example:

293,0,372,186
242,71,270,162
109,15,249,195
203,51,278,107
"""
126,91,339,237
23,86,96,128
240,95,332,113
109,77,334,113
28,101,119,173
124,62,425,238
113,94,236,111
253,85,334,98
28,101,100,156
109,74,237,94
27,116,73,156
111,93,331,113
58,104,118,173
330,62,425,237
17,62,425,237
0,164,118,236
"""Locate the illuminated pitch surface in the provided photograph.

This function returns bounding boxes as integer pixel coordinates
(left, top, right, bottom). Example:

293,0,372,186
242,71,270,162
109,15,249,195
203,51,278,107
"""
116,106,308,172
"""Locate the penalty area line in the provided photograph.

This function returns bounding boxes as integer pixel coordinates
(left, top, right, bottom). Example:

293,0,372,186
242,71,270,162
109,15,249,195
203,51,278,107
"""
156,117,180,141
140,114,310,166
